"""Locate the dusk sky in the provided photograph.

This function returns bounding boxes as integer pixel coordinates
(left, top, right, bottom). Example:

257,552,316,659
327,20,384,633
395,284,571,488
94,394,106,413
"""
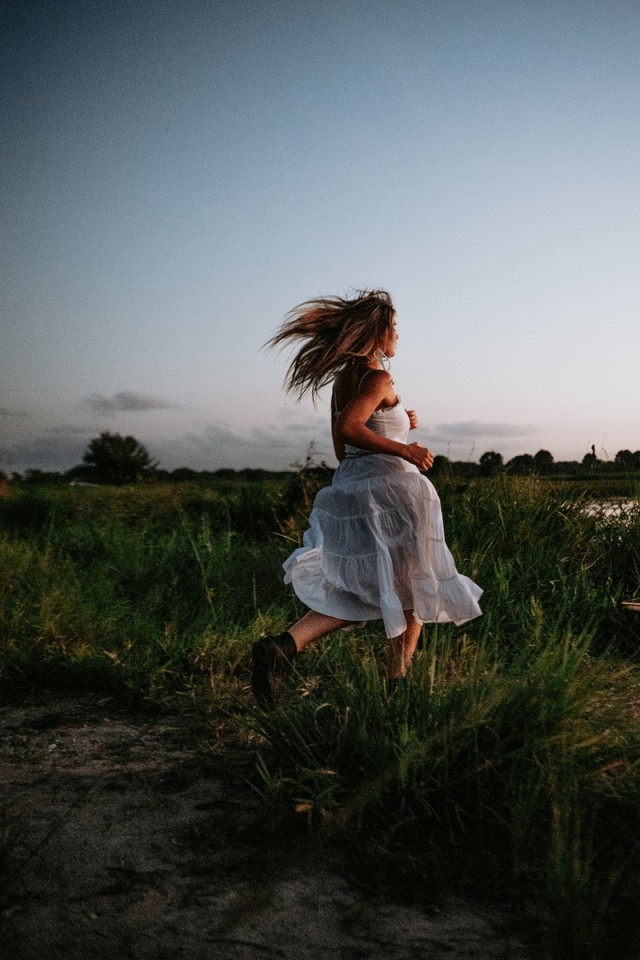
2,0,639,475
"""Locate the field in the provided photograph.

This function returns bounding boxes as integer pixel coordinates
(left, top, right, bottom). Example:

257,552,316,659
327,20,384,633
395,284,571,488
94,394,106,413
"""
2,475,640,958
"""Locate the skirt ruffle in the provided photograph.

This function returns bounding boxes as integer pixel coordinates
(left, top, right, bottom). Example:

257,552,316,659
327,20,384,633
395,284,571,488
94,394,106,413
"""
283,455,483,638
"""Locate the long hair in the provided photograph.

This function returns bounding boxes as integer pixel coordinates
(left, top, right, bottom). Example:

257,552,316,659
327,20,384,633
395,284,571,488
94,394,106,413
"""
266,289,395,401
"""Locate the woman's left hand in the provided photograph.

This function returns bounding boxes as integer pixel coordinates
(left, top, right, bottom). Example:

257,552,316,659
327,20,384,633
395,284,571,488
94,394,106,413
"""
406,409,419,430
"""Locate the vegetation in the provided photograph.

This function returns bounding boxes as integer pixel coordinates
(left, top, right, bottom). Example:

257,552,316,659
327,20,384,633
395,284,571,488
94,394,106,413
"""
4,429,640,487
1,475,640,958
70,431,158,484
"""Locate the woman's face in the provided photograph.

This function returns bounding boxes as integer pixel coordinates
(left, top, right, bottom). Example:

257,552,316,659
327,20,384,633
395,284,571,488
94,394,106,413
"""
380,313,398,358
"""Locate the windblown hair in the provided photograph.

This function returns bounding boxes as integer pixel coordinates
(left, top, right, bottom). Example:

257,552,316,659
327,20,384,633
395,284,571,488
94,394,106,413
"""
266,289,395,400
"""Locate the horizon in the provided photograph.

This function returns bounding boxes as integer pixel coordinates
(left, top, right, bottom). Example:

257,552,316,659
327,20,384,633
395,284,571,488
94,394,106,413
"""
7,429,639,480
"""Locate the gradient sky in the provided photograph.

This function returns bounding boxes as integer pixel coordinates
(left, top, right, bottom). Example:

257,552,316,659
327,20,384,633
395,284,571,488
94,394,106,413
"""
2,0,639,475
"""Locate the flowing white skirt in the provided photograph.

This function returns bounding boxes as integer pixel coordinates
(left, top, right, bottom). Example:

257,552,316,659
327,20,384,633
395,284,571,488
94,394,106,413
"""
283,455,483,638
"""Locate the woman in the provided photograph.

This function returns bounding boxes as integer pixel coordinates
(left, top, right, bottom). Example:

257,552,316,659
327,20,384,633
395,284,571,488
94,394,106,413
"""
252,290,482,709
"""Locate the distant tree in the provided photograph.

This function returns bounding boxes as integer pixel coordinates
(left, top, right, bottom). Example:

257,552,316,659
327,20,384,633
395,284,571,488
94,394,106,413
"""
615,450,634,471
533,449,554,474
430,454,453,478
479,451,504,477
582,446,599,470
24,469,65,484
507,454,534,476
80,432,158,484
169,467,201,482
555,461,581,476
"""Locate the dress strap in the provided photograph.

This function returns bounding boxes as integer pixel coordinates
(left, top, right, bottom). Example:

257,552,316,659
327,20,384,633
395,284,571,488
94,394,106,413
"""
357,368,378,394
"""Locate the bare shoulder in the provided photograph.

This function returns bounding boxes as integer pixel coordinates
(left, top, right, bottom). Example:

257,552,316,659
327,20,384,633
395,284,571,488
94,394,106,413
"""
358,368,394,401
359,368,392,390
334,365,394,413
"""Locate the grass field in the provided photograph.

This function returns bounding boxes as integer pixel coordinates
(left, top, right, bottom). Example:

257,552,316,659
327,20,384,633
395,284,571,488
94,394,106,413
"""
2,475,640,958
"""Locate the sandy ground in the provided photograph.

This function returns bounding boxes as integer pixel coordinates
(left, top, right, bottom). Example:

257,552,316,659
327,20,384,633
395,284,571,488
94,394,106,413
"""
1,690,548,960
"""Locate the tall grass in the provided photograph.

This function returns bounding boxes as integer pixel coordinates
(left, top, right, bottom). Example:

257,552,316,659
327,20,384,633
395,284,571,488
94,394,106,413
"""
248,475,640,958
2,476,640,955
252,626,640,955
0,483,299,700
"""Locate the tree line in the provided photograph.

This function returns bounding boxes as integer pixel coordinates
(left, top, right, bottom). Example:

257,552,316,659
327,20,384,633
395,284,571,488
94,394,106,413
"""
4,432,640,485
443,447,640,478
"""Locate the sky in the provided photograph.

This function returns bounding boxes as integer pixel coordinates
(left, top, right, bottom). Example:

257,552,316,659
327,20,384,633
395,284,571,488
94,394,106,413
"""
1,0,639,475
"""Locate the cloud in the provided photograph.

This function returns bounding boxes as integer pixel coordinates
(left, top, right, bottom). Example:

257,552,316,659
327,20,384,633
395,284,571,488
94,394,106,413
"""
154,418,332,472
1,411,333,474
47,424,96,435
2,431,90,473
0,406,30,418
433,420,536,439
423,420,543,463
82,392,173,415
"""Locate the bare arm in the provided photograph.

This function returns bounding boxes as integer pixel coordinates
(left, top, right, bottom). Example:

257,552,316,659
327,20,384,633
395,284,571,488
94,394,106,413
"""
332,422,346,462
333,371,434,471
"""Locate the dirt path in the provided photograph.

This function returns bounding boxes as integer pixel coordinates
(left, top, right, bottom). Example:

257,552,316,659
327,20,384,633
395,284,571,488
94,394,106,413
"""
1,690,546,960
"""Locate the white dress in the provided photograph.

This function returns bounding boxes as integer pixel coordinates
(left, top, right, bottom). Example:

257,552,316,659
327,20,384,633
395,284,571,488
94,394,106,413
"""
283,401,483,638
